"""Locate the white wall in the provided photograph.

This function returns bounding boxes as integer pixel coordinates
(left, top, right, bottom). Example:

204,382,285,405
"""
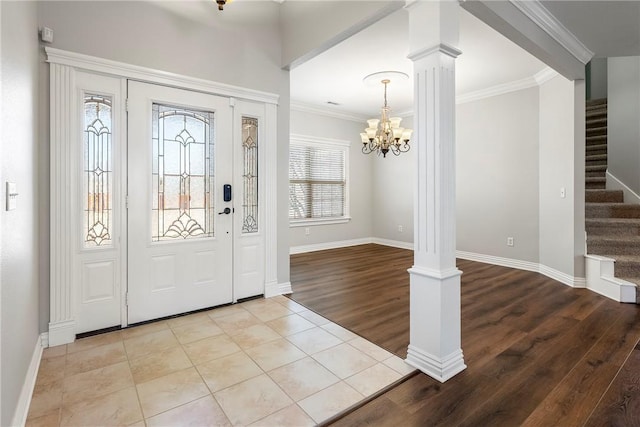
37,0,291,328
539,75,586,278
371,116,414,245
456,89,540,262
608,56,640,196
289,110,372,248
1,1,41,425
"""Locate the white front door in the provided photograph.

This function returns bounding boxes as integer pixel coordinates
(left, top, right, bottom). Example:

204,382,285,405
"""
127,81,234,324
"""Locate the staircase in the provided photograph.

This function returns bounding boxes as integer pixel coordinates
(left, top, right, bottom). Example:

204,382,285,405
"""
584,98,640,303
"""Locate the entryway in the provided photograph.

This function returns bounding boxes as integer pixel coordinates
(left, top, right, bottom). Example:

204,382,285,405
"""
48,50,277,343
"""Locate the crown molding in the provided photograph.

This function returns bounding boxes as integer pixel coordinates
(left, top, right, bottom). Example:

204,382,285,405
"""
456,66,558,104
534,66,559,85
509,0,594,65
456,74,537,104
408,43,463,61
290,100,368,123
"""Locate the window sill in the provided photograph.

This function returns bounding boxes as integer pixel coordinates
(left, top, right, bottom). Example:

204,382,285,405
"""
290,217,352,227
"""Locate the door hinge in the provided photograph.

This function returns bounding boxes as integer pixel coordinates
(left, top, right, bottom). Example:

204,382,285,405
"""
125,195,129,209
125,98,129,112
125,292,129,306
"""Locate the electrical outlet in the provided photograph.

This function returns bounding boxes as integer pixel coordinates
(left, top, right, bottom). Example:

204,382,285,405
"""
560,187,566,198
305,227,310,236
398,225,403,232
507,237,514,247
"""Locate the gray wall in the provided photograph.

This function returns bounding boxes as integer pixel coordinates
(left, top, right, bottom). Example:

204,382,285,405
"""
608,56,640,195
590,57,608,100
1,1,41,425
289,110,373,247
371,116,414,244
456,89,540,262
539,75,585,277
37,0,291,330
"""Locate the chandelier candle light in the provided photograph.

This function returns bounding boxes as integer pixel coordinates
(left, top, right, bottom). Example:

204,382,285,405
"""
360,72,412,157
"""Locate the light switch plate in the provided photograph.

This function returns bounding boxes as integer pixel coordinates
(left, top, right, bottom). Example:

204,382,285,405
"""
6,182,17,211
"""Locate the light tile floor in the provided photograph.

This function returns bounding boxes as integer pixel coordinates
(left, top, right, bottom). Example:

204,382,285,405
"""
26,296,415,426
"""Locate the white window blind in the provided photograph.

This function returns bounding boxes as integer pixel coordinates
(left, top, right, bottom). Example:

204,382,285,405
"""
289,141,347,221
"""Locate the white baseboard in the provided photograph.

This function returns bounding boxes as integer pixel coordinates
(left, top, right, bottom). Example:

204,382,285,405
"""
11,334,46,427
265,281,292,298
371,238,413,250
456,250,539,273
290,238,373,255
606,171,640,204
456,250,586,288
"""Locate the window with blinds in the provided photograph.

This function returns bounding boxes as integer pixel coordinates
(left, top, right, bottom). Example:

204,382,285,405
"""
289,138,348,222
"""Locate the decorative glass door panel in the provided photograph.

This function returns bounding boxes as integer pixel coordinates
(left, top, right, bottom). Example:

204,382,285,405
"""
152,104,215,241
84,94,113,247
242,117,258,234
128,81,233,324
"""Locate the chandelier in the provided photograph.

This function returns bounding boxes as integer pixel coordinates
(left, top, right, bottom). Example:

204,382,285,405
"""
216,0,227,10
360,75,412,158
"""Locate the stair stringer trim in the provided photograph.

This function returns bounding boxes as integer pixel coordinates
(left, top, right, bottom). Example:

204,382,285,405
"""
585,254,637,303
606,171,640,205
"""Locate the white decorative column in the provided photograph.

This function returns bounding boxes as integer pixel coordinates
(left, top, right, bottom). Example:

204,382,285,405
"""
405,0,466,382
49,63,78,345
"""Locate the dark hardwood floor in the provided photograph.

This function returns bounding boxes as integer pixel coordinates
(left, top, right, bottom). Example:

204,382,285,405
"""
289,244,640,426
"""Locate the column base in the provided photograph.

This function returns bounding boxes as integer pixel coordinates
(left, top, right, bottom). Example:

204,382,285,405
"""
406,345,466,383
48,320,76,346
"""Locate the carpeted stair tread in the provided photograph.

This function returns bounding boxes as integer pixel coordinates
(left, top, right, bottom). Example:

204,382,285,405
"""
586,177,606,189
586,98,607,107
587,235,640,256
586,144,607,153
586,109,607,119
585,153,607,161
599,255,640,280
587,126,607,136
586,218,640,236
586,118,607,128
586,135,607,145
586,202,640,218
586,165,607,173
586,190,624,203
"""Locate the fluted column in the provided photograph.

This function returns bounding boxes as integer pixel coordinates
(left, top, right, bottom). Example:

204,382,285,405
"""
405,0,465,382
49,63,78,345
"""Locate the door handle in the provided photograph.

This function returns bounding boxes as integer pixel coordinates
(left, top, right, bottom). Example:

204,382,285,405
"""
218,207,231,215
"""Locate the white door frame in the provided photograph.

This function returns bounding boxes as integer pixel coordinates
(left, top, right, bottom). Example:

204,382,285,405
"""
47,47,282,346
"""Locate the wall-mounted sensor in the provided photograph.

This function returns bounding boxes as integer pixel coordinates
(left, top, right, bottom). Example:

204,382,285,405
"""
6,182,18,211
41,27,54,43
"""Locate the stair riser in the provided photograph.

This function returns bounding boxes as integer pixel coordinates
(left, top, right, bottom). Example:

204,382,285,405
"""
586,171,606,178
586,140,607,149
586,224,640,236
586,159,607,167
586,145,607,154
586,205,640,218
587,128,607,137
587,120,607,129
586,182,606,190
585,191,624,203
588,241,640,256
586,112,607,120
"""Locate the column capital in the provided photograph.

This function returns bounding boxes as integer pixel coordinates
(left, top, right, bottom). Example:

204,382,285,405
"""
408,43,463,62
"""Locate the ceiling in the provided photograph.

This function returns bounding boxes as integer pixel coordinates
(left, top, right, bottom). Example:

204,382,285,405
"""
290,7,547,118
